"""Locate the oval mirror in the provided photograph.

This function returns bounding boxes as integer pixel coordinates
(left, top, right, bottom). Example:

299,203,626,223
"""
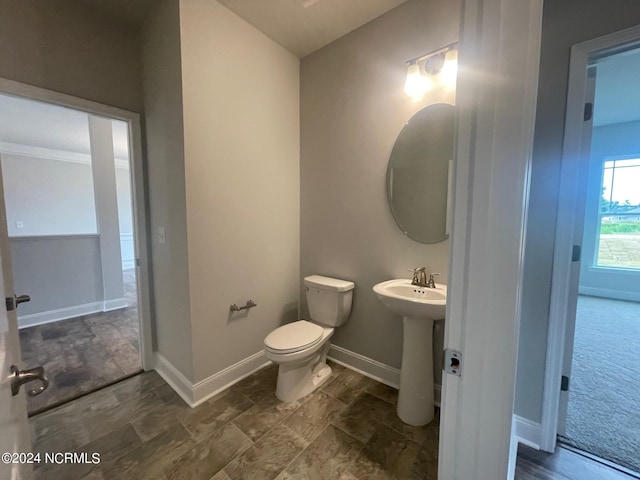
387,103,454,244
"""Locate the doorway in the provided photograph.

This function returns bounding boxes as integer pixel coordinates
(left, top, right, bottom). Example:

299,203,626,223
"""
0,82,152,415
544,34,640,476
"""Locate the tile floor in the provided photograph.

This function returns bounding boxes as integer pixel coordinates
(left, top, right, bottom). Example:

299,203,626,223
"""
28,360,635,480
19,269,141,414
30,361,439,480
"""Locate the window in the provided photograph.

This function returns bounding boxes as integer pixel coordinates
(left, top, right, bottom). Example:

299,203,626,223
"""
596,158,640,269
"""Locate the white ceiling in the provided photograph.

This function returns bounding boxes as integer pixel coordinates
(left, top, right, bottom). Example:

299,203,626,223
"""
0,94,129,160
74,0,409,58
217,0,408,57
593,48,640,127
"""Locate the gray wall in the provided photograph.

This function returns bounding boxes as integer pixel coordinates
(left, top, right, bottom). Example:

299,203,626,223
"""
516,0,640,422
1,154,97,236
10,236,102,319
179,0,300,383
141,0,194,380
300,0,459,371
0,0,143,113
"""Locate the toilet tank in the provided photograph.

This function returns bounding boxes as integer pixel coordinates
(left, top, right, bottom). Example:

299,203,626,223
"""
304,275,355,327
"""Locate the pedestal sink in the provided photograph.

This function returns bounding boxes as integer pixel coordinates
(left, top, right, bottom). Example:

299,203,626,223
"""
373,279,446,426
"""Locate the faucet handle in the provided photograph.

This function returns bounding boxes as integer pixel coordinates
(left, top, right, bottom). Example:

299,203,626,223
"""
426,272,440,288
407,267,426,272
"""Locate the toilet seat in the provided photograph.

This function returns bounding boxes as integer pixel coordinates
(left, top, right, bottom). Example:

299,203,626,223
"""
264,320,323,354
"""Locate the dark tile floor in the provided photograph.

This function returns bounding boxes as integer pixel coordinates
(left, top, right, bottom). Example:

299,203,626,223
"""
19,269,141,414
29,361,440,480
28,359,636,480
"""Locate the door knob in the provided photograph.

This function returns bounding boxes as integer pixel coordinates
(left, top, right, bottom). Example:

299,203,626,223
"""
15,295,31,305
10,365,49,397
5,294,31,311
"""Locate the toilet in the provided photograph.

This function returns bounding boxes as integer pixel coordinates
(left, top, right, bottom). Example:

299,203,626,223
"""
264,275,355,402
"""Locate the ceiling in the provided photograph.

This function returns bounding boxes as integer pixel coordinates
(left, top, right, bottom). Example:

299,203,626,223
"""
75,0,408,58
593,47,640,127
0,94,130,161
217,0,408,57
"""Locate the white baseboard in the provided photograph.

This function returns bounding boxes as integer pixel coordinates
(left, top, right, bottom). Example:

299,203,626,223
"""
18,301,103,328
328,344,400,388
154,351,270,408
514,414,542,449
191,351,270,407
328,344,442,406
103,298,128,311
122,259,136,269
578,286,640,302
18,298,128,329
153,353,197,406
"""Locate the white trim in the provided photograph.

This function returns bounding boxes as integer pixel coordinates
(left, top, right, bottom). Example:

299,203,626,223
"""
439,1,543,478
17,298,128,328
327,345,444,407
103,298,128,312
0,141,130,169
191,351,270,407
328,344,400,388
513,415,542,449
0,77,154,372
153,353,195,406
10,234,99,241
578,286,640,302
541,24,640,453
586,265,640,276
17,301,103,328
120,233,135,269
121,260,136,270
154,351,270,408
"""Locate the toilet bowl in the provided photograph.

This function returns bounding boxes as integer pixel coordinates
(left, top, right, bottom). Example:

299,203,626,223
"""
264,275,354,402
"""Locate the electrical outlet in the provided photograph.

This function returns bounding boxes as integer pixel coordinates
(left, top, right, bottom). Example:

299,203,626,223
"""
15,220,24,229
157,227,166,244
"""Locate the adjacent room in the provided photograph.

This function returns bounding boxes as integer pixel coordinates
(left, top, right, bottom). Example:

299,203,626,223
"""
0,93,142,414
558,47,640,474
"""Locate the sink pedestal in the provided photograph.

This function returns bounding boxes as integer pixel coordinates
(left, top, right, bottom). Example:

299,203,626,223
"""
372,279,446,427
397,316,435,426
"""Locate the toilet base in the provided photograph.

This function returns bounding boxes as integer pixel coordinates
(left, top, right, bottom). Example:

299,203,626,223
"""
274,343,332,402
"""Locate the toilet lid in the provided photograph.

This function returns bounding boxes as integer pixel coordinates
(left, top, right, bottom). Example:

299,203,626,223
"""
264,320,323,354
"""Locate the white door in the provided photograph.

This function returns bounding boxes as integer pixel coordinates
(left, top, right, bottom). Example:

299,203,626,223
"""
438,0,543,478
557,69,596,435
0,161,34,480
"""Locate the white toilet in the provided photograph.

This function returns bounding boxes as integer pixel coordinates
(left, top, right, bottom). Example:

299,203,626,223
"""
264,275,355,402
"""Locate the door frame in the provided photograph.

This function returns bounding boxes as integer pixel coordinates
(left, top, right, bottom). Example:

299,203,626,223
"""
540,24,640,452
438,0,542,478
0,78,154,370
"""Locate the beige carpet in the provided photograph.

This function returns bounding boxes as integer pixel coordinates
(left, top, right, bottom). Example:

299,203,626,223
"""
561,295,640,474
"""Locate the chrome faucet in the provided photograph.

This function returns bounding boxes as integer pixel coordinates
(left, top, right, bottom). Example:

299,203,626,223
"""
408,268,440,288
408,267,428,287
426,273,441,289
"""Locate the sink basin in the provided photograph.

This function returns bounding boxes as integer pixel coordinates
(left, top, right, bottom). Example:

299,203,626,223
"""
373,278,447,426
373,279,446,319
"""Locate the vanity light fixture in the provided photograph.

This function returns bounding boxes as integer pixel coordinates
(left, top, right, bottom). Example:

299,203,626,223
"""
404,43,458,100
